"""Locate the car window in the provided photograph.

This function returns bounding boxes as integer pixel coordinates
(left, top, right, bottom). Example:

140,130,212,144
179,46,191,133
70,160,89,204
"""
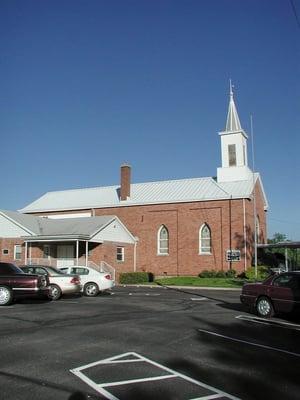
35,267,48,275
72,267,89,275
0,262,24,275
273,274,294,288
22,267,34,274
47,267,66,275
60,268,68,273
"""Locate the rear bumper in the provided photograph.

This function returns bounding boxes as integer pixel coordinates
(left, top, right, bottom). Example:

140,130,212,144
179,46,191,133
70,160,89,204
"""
61,284,83,295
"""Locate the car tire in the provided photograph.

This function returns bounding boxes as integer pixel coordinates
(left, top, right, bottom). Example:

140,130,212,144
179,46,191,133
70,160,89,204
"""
84,282,99,297
0,286,13,306
256,296,274,318
49,284,62,301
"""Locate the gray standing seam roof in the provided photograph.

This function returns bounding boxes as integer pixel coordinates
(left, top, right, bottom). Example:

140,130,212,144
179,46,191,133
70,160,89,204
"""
19,174,267,213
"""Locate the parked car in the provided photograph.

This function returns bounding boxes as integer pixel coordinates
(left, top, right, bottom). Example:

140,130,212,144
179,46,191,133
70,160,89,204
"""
58,266,114,297
20,265,82,300
240,271,300,318
0,262,50,306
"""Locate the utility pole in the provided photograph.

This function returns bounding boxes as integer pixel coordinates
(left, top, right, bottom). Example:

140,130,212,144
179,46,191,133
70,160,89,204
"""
251,115,258,279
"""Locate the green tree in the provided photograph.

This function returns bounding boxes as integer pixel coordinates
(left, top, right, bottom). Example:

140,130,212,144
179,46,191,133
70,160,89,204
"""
268,232,288,244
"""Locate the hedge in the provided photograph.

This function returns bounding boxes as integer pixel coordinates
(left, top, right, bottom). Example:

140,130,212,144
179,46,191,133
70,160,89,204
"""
119,272,154,284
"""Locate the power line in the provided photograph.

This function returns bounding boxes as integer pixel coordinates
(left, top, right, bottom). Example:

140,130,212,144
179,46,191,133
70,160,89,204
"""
289,0,300,30
269,217,300,225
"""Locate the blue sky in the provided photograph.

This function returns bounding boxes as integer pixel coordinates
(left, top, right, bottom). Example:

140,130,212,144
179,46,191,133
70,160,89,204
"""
0,0,299,239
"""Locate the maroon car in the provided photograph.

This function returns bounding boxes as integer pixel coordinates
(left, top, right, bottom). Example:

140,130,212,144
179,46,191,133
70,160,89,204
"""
240,271,300,317
0,262,50,306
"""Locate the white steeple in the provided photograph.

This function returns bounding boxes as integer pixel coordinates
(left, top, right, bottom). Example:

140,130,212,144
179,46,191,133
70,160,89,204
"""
217,82,253,183
225,80,242,132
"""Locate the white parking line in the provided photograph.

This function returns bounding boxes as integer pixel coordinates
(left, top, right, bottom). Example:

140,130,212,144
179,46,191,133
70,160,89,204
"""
198,328,300,358
71,352,240,400
236,314,300,331
190,297,208,301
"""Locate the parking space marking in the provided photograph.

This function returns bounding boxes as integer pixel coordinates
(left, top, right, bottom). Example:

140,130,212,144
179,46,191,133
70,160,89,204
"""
236,315,300,331
70,352,240,400
190,297,208,301
116,292,161,297
198,329,300,358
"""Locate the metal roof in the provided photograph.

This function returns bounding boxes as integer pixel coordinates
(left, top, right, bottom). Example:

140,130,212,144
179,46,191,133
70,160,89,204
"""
0,210,115,238
19,173,268,213
225,81,242,132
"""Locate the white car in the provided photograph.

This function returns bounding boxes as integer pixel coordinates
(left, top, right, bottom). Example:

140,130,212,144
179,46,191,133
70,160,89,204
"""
20,265,82,300
58,266,114,297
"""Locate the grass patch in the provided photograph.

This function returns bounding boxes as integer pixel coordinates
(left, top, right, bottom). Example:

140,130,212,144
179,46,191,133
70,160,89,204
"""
154,276,245,288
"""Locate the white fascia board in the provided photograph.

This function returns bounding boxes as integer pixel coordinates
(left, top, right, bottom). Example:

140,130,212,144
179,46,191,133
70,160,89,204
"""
0,212,35,236
90,217,137,244
255,174,269,211
23,235,95,242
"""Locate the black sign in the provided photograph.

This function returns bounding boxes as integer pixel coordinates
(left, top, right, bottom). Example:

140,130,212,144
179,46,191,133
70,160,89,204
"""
226,250,241,262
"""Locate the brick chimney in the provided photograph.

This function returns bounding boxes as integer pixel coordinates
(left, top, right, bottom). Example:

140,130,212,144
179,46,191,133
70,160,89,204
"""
120,164,131,201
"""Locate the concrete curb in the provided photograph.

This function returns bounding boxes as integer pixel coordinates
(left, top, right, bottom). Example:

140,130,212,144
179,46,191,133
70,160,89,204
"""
118,284,242,291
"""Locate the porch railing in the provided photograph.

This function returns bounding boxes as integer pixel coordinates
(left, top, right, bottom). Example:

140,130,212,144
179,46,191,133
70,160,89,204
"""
27,258,115,281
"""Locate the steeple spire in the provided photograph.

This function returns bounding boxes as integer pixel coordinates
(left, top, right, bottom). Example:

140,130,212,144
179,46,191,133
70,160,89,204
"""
217,81,252,183
225,80,242,132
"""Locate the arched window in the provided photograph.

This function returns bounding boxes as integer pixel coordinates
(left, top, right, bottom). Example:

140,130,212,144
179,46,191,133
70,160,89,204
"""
199,224,211,254
158,225,169,255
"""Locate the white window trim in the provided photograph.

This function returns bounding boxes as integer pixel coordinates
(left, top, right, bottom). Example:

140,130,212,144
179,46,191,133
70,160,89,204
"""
157,225,169,256
199,224,212,255
116,247,125,262
14,244,22,260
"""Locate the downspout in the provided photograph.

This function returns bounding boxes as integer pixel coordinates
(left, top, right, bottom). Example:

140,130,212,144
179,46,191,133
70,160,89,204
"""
133,239,138,272
243,199,247,271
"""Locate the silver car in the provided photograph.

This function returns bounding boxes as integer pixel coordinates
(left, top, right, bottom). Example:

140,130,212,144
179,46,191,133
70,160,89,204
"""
20,265,82,300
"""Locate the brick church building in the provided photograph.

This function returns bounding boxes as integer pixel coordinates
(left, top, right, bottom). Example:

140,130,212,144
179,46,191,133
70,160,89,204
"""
0,86,268,279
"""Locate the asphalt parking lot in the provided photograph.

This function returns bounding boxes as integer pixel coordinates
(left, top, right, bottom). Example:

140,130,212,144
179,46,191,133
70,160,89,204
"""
0,285,300,400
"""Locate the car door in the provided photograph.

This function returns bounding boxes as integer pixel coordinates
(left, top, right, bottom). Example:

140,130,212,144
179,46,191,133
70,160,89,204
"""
70,267,89,285
269,274,295,313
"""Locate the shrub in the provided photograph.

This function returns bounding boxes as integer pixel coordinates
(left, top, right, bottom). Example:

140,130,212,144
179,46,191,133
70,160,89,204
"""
245,265,270,281
198,270,217,278
119,272,153,284
225,269,237,278
215,270,226,278
198,269,236,278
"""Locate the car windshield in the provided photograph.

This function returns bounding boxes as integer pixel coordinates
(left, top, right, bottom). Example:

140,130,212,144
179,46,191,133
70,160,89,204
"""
0,262,24,275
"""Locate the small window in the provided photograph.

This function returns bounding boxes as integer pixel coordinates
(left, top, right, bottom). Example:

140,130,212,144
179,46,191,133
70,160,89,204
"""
228,144,237,167
14,245,22,260
158,225,169,255
199,224,211,254
117,247,125,262
2,249,9,255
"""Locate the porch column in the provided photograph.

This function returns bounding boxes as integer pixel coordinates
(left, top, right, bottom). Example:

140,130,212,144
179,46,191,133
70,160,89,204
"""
29,243,32,264
85,241,88,267
285,247,288,271
25,242,28,265
76,240,79,266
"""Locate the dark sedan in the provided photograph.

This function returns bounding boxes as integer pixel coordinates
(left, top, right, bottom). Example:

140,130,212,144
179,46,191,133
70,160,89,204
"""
240,271,300,317
0,262,50,306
